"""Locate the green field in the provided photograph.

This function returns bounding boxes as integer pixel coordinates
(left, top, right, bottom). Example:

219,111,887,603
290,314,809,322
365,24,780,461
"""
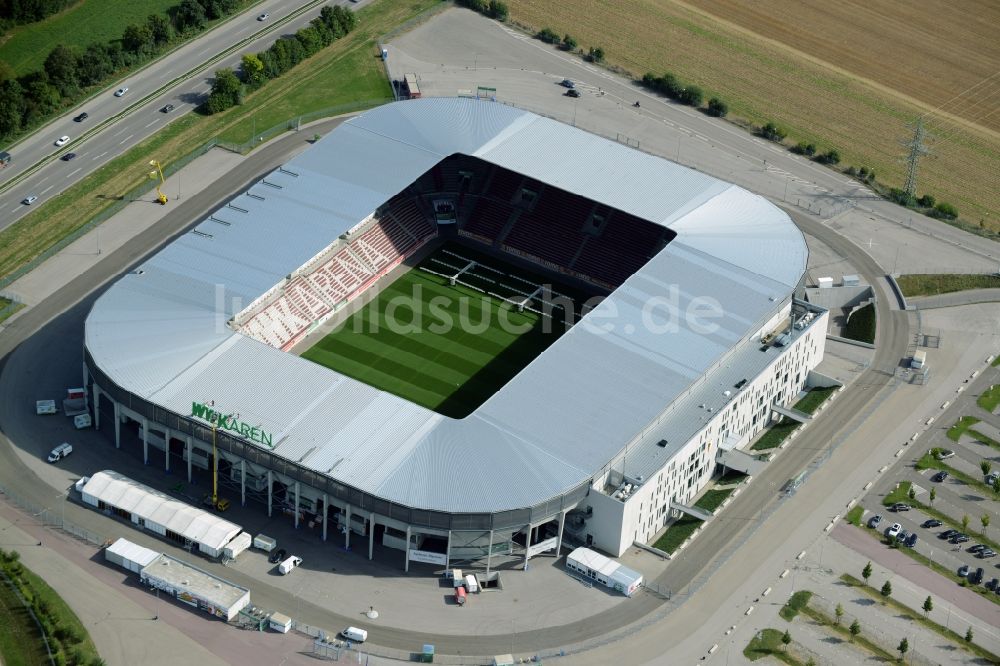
0,576,50,666
0,0,180,77
302,243,590,418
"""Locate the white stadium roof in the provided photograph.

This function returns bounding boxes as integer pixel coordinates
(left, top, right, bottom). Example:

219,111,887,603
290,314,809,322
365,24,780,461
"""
86,98,807,514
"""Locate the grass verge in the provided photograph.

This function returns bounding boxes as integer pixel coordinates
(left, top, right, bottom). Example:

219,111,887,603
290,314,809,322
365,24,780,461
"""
751,420,799,451
0,572,50,666
779,590,812,622
792,386,837,415
844,302,876,344
693,487,734,513
743,628,801,664
798,602,897,662
979,386,1000,414
845,505,864,526
915,453,994,497
652,515,702,554
881,480,912,506
840,573,1000,661
896,274,1000,298
994,356,1000,368
0,0,437,283
948,416,981,441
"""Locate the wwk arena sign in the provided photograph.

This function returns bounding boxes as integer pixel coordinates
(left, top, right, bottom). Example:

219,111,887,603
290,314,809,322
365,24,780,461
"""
191,402,274,449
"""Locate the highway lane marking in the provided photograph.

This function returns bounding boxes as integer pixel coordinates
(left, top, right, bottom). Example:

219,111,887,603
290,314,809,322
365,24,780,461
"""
67,168,81,178
145,119,159,128
119,135,134,145
112,127,129,137
92,152,108,161
37,176,49,184
8,206,20,214
41,185,53,194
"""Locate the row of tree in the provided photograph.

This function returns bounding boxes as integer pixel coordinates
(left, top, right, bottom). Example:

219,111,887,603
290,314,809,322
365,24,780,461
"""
0,0,75,26
455,0,508,22
0,0,249,142
205,6,357,115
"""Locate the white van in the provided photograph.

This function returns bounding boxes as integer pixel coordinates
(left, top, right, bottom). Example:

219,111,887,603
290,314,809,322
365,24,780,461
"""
343,626,368,643
464,574,479,593
47,442,73,463
278,555,302,575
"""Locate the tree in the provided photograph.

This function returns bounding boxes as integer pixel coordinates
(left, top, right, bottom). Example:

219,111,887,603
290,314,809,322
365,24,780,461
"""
241,54,265,88
561,34,577,51
205,67,242,114
932,202,958,220
171,0,207,33
0,79,26,139
862,561,873,585
963,514,970,532
487,0,508,21
922,596,933,615
966,626,974,642
982,460,992,477
908,486,916,501
781,630,791,652
43,44,79,96
917,194,936,208
122,23,154,55
982,513,990,535
897,637,908,661
792,141,816,156
678,85,703,107
816,149,840,165
707,97,728,117
929,487,936,503
849,619,861,641
760,121,786,142
880,580,892,599
536,27,560,44
587,46,605,63
835,602,844,625
147,14,173,46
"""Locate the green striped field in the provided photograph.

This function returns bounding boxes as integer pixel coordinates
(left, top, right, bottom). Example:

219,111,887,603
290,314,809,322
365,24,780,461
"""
302,245,588,418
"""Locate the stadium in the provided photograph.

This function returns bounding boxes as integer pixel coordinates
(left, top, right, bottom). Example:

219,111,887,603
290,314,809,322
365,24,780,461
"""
83,97,828,568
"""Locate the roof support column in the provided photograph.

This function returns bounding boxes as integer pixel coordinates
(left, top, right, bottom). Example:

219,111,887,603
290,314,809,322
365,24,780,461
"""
185,436,192,482
404,525,411,573
344,505,353,550
141,416,149,465
267,470,273,518
523,523,531,570
445,530,452,569
91,384,100,430
164,428,171,473
240,461,246,506
113,401,120,449
294,482,301,529
322,494,328,542
556,510,567,558
486,530,494,577
369,512,375,560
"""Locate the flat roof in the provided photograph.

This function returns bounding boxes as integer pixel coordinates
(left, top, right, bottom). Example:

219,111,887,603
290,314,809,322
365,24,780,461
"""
86,98,807,514
141,553,249,611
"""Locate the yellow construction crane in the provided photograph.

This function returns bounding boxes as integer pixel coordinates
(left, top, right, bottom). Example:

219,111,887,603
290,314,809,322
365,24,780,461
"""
148,159,167,205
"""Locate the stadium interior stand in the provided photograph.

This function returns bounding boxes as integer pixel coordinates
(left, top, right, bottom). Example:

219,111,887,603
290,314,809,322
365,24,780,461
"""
237,194,436,350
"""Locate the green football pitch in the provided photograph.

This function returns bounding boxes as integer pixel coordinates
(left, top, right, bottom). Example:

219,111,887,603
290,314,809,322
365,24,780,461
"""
301,244,594,418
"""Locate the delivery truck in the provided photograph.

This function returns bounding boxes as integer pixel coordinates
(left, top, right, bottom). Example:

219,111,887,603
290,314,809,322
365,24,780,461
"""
278,555,302,575
343,627,368,643
253,534,277,552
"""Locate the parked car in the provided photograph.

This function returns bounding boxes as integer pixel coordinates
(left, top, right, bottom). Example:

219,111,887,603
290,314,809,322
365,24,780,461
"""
61,152,77,161
988,472,999,485
559,79,575,88
970,544,986,553
932,471,949,482
257,12,269,20
54,135,70,147
979,549,997,559
935,449,956,460
889,503,911,512
565,89,581,98
940,528,958,539
951,534,971,544
988,578,999,591
114,87,128,97
897,529,910,543
268,548,287,564
161,104,175,113
74,112,89,122
47,442,72,462
972,567,985,585
868,514,883,529
958,564,970,577
905,533,918,548
886,523,902,539
22,195,38,205
922,519,942,528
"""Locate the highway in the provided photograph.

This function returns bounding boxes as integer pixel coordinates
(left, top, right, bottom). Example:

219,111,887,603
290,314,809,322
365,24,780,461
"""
0,0,370,229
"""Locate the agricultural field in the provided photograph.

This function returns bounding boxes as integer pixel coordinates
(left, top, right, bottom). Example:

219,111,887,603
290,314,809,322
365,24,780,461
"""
504,0,1000,228
0,0,180,76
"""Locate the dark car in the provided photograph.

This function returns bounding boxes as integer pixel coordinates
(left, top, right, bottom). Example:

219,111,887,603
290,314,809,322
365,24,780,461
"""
897,529,910,543
905,533,918,548
161,104,175,113
988,578,999,591
565,89,581,98
61,152,77,161
952,534,971,544
922,519,942,528
958,564,971,577
868,514,883,529
889,503,911,512
979,549,997,559
559,79,575,88
74,112,89,122
931,471,949,482
268,548,287,564
969,544,986,553
972,567,985,585
940,529,958,539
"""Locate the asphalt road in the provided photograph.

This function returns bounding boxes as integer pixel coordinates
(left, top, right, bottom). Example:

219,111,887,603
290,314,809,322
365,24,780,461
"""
0,0,371,228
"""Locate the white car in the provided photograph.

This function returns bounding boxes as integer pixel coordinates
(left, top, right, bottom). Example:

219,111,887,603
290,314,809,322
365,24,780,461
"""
114,87,128,97
54,135,70,147
22,195,38,205
886,523,902,539
257,12,269,20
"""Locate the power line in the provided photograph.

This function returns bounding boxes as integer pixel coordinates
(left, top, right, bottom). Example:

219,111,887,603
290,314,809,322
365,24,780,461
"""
901,118,931,196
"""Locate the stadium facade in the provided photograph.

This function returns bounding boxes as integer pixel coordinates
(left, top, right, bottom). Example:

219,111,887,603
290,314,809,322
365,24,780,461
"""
84,98,828,566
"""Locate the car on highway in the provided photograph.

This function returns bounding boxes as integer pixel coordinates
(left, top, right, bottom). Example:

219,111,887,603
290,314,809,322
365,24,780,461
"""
868,514,883,529
886,523,902,539
922,519,942,528
935,449,955,460
21,195,38,205
905,533,918,547
565,88,581,98
257,12,269,20
74,112,89,122
560,79,575,89
268,547,287,564
958,564,970,577
932,471,949,482
61,152,77,161
161,104,175,113
114,87,128,97
889,502,911,512
54,135,70,147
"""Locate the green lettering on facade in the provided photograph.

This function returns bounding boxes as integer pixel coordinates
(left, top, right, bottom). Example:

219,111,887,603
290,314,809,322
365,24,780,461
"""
190,401,275,449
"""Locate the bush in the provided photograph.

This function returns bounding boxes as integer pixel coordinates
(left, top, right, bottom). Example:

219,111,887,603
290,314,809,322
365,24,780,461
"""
917,194,936,208
933,202,958,219
815,149,840,165
678,85,703,107
706,97,728,117
561,34,577,51
888,187,916,207
791,141,816,156
586,46,605,63
844,302,876,344
760,122,786,142
536,27,560,44
487,0,508,21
